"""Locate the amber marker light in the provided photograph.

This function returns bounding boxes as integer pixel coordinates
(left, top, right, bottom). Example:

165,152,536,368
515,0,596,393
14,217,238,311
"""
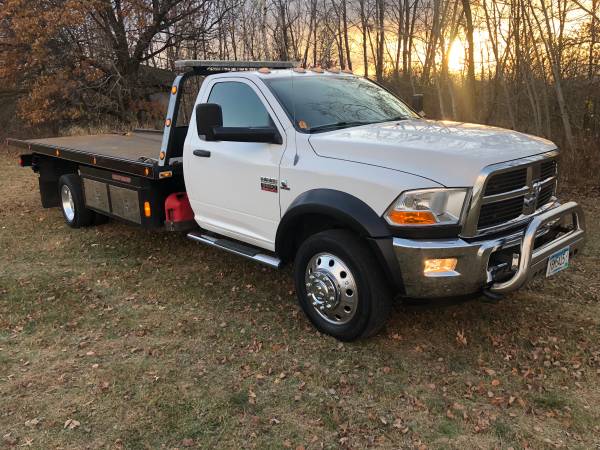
387,210,437,225
165,118,172,127
171,85,177,95
424,258,458,276
159,151,166,160
258,67,271,74
144,201,151,217
55,149,60,157
144,167,150,176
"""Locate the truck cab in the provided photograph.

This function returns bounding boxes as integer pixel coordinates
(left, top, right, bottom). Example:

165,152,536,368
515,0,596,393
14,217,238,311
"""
12,60,586,341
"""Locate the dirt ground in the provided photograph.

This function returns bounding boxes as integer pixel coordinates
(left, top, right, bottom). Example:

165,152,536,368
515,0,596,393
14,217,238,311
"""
1,145,599,449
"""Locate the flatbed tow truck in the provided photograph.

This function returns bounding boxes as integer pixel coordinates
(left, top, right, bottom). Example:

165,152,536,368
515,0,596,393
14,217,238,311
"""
9,60,586,341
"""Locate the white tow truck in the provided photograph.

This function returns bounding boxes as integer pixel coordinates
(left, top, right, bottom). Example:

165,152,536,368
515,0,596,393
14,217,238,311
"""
11,60,586,341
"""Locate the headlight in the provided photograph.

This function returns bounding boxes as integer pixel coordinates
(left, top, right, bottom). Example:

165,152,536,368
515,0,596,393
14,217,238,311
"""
384,188,469,226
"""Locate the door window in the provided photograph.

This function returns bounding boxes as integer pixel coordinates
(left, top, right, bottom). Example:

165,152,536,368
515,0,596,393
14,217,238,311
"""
207,82,273,128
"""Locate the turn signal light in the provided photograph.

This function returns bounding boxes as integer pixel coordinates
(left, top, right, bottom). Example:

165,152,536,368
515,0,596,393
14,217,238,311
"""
144,201,151,218
387,210,437,225
424,258,458,275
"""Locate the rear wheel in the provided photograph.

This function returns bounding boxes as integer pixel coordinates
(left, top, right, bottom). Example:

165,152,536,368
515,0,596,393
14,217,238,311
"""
58,174,95,228
294,230,392,341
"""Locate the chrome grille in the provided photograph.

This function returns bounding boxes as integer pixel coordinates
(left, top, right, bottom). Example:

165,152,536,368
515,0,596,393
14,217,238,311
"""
462,152,559,237
478,196,525,228
484,168,527,196
540,160,557,180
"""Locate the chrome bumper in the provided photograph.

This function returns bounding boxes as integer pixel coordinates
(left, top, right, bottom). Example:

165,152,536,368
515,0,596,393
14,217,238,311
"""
392,202,586,298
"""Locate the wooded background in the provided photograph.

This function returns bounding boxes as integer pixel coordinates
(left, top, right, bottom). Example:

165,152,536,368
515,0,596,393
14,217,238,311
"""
1,0,598,179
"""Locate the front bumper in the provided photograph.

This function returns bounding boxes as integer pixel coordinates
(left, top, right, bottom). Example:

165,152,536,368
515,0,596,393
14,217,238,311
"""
393,202,586,298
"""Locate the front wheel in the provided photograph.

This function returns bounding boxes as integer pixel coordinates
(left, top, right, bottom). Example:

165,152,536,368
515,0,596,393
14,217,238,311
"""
294,230,392,341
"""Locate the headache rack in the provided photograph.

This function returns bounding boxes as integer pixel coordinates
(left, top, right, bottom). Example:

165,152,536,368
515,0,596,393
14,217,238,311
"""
174,59,299,74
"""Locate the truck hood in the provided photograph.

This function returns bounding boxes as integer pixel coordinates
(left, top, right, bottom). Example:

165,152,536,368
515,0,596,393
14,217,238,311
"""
308,119,556,187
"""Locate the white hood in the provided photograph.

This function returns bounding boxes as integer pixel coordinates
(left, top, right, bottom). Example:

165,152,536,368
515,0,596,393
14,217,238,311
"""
308,120,556,187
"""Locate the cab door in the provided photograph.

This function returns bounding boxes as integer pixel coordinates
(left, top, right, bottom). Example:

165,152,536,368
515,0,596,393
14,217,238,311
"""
184,78,287,251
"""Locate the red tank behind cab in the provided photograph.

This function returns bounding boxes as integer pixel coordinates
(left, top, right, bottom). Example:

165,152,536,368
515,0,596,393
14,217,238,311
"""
164,192,196,231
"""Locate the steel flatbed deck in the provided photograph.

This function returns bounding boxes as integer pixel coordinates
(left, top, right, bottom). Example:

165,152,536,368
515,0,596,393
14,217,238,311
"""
7,129,177,180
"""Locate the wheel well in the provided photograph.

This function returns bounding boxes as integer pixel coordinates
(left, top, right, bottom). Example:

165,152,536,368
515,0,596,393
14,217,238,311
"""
277,213,363,264
36,156,79,208
276,211,405,294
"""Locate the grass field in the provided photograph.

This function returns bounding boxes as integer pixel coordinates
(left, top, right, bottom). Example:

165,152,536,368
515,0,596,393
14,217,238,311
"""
1,146,599,449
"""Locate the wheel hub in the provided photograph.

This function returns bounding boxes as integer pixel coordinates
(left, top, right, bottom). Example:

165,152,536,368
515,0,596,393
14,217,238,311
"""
61,185,75,222
306,271,339,311
304,253,358,325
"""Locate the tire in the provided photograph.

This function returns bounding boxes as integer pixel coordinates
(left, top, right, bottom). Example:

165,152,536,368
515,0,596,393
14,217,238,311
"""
58,174,95,228
294,229,392,341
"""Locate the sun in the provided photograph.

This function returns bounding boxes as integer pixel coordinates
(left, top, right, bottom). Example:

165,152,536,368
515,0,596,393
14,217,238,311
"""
447,38,465,73
447,30,493,74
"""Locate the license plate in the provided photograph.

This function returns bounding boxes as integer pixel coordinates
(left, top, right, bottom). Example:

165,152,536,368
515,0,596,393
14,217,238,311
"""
546,247,570,277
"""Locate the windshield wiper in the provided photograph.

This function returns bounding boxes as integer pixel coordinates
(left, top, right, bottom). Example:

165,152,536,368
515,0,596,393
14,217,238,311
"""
371,115,410,124
308,121,373,133
309,117,409,133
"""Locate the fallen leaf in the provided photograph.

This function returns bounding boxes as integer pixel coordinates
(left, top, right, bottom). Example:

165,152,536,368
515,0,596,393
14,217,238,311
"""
456,330,468,346
63,419,80,430
25,418,40,427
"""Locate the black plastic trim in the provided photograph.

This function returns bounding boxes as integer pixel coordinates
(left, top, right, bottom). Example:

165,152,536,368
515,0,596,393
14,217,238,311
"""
277,189,390,244
276,189,404,291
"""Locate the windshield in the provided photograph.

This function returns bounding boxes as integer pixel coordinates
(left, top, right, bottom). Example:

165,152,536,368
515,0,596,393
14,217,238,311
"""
263,75,418,133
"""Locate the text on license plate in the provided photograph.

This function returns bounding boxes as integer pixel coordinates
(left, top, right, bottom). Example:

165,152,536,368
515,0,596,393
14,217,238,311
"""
546,247,570,277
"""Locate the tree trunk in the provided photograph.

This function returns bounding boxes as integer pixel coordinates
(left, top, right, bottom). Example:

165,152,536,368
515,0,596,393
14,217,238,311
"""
461,0,476,122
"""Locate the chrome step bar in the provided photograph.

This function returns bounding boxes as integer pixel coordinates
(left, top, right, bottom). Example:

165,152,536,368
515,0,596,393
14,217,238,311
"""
187,231,282,269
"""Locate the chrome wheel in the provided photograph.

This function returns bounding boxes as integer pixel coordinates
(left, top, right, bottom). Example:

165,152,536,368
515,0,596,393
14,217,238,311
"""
305,253,358,325
61,184,75,222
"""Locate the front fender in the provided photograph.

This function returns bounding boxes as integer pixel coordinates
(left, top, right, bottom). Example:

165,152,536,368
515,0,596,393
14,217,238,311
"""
276,189,404,292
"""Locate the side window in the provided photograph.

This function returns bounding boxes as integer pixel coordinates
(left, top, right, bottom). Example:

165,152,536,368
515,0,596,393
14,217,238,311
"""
207,82,273,128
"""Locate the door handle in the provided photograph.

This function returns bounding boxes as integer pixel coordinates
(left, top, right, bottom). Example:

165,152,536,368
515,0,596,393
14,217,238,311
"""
193,149,211,157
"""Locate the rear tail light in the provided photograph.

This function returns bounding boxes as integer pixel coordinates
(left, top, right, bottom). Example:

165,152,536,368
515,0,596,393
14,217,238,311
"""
19,155,32,167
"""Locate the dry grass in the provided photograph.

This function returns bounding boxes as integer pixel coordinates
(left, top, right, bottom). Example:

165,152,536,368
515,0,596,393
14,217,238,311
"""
1,145,599,449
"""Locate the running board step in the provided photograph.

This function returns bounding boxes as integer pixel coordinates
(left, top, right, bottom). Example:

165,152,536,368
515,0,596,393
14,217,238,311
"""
187,231,282,269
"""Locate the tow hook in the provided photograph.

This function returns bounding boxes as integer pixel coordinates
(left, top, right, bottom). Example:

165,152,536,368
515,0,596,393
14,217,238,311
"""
482,262,510,302
481,289,504,302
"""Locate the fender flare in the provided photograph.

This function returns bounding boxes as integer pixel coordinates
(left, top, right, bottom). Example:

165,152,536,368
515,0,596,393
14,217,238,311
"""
275,189,404,291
